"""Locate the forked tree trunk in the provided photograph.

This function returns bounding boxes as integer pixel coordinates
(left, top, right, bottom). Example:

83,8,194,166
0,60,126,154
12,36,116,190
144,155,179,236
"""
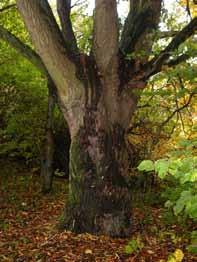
16,0,137,237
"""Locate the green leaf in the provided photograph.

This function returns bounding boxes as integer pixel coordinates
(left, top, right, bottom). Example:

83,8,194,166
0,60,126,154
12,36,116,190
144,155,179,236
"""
173,190,192,216
137,160,154,172
187,202,197,220
124,239,138,255
155,159,169,179
124,244,135,255
179,139,192,148
165,200,173,208
180,170,197,184
187,245,197,254
191,231,197,242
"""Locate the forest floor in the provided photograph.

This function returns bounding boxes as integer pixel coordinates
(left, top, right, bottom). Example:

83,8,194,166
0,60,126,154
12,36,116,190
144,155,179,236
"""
0,161,196,262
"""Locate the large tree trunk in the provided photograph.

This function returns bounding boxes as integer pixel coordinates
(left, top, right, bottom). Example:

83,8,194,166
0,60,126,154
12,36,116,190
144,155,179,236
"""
62,111,133,237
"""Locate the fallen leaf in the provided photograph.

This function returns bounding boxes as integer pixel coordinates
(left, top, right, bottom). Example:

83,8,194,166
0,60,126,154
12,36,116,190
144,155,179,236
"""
84,249,93,254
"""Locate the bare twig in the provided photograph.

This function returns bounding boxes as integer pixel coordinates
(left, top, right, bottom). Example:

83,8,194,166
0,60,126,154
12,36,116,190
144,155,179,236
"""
71,0,87,9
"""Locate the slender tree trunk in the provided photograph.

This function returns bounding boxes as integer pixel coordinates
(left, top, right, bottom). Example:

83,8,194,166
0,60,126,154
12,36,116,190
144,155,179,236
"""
53,121,71,178
41,78,55,193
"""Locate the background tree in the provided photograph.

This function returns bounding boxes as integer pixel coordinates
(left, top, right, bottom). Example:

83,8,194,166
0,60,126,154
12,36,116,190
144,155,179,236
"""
0,1,72,193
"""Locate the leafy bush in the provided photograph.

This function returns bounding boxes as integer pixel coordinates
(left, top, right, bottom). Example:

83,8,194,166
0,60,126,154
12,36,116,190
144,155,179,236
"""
138,139,197,255
0,54,47,164
137,139,197,222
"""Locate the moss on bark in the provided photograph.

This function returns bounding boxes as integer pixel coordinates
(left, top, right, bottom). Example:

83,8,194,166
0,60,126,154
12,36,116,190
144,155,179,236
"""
60,126,132,237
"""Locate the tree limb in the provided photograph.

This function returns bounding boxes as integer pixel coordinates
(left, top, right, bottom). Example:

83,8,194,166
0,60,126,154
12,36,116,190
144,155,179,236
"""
165,53,190,67
16,0,85,134
71,0,86,9
159,92,195,129
0,24,60,101
0,24,46,74
120,0,162,60
16,0,82,90
156,31,179,39
145,17,197,78
56,0,78,53
0,4,16,13
93,0,119,75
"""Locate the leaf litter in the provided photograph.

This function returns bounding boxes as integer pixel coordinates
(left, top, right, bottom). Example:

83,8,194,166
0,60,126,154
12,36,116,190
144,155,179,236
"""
0,164,196,261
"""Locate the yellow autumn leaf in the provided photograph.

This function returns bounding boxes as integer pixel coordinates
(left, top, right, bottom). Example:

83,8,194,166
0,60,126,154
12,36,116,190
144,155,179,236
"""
179,0,197,17
167,249,184,262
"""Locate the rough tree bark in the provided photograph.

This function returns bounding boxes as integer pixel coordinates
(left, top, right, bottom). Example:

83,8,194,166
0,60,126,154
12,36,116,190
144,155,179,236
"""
16,0,197,236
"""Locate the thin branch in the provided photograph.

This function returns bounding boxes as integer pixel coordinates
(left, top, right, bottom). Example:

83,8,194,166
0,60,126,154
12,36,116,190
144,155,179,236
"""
71,0,86,9
173,79,187,134
0,4,16,13
165,53,190,67
159,92,195,129
137,83,160,108
57,0,78,53
177,74,194,128
145,17,197,78
186,0,192,19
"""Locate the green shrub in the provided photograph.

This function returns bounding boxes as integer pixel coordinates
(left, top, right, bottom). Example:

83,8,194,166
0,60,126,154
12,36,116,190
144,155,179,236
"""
138,139,197,222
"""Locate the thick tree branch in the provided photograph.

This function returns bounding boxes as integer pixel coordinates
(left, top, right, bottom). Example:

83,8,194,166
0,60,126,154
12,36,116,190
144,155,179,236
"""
120,0,162,60
145,17,197,78
157,31,179,39
92,0,121,125
16,0,82,90
16,0,85,135
120,4,150,54
57,0,78,53
0,24,46,74
93,0,119,75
